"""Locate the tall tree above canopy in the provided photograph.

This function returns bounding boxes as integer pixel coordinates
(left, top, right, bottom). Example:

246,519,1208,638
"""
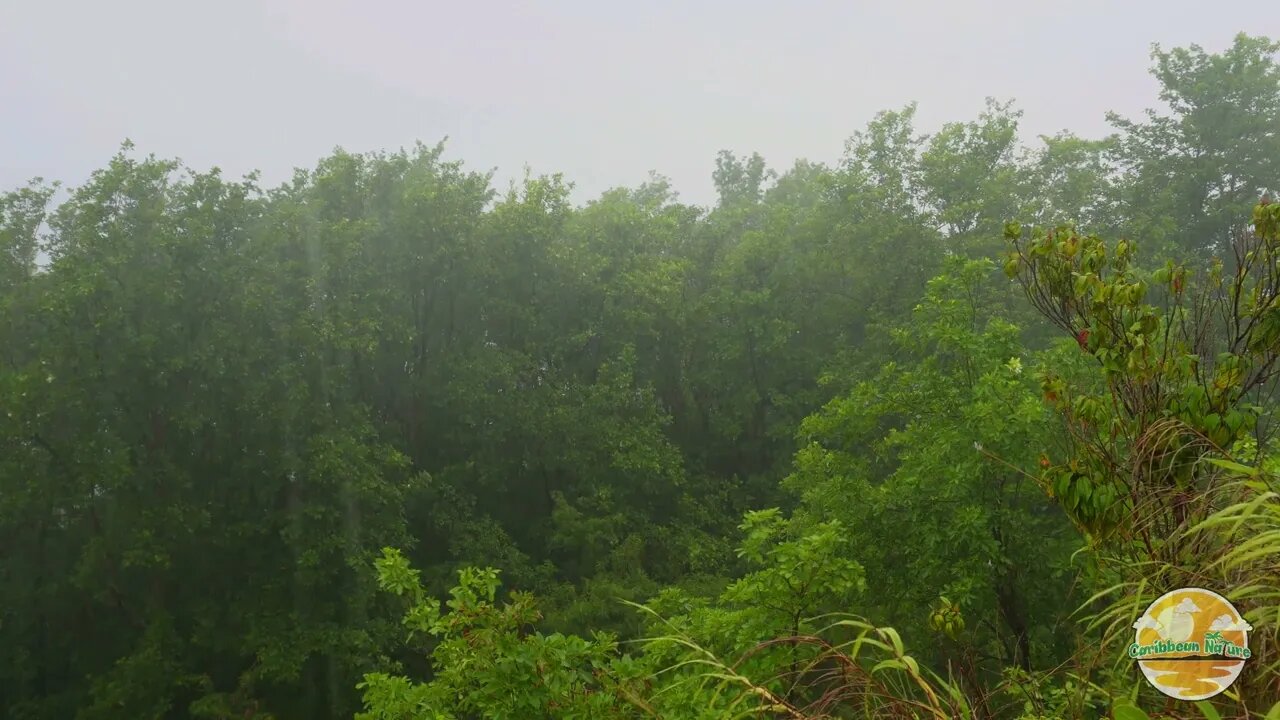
0,180,56,289
920,98,1030,254
1027,132,1122,235
841,104,926,219
711,150,774,210
1109,33,1280,259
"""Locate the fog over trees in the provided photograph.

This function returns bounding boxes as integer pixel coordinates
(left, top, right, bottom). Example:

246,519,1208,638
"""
2,26,1279,720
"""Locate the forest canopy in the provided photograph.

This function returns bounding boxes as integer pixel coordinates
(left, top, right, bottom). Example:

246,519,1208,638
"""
2,33,1279,720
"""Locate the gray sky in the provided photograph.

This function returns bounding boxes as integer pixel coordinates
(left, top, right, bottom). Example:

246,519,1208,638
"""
0,0,1263,207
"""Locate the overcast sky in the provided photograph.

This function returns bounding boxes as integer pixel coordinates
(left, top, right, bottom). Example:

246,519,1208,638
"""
0,0,1264,207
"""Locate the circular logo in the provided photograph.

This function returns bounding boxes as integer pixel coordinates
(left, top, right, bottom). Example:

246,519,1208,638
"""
1130,588,1251,700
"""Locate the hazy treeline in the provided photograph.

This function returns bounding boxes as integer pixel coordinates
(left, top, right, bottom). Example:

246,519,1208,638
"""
1,34,1277,720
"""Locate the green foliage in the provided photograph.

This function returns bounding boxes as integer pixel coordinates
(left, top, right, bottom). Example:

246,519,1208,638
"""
359,549,636,720
359,524,964,719
785,257,1077,680
648,509,865,671
1005,197,1280,549
1109,33,1280,260
2,33,1279,720
1004,199,1280,713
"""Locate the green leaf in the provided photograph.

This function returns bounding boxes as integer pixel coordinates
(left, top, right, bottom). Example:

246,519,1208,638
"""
870,659,905,674
1194,701,1222,720
1112,701,1150,720
1205,458,1255,476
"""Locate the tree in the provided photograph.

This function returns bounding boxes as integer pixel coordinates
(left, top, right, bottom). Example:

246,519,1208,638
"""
1002,199,1280,711
784,257,1077,695
357,550,641,720
920,99,1031,254
0,148,418,719
5,35,1280,718
1109,34,1280,259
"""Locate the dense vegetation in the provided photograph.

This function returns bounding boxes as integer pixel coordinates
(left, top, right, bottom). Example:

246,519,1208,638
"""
2,33,1279,720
